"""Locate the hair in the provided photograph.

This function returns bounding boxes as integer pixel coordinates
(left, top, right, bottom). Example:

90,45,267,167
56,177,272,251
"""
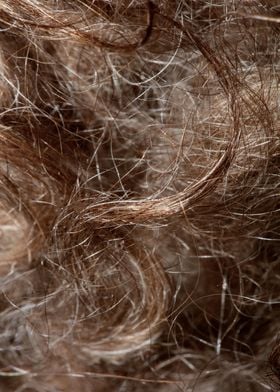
0,0,280,391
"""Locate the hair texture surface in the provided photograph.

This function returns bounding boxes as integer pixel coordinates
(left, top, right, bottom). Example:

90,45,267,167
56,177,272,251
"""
0,0,280,391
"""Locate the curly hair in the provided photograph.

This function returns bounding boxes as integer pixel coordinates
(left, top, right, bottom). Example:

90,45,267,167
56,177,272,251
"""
0,1,280,391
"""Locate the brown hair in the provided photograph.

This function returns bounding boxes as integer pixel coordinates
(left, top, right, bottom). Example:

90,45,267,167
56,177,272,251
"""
0,1,280,391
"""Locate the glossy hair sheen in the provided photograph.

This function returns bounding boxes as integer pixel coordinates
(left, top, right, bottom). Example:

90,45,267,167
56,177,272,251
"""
0,1,280,391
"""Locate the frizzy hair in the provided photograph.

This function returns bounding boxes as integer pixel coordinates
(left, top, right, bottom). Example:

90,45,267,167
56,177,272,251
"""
0,0,280,391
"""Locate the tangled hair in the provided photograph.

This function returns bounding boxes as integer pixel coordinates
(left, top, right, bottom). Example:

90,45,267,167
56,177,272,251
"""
1,0,280,391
